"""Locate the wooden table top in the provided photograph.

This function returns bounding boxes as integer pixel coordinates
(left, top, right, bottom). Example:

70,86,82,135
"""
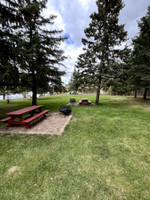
6,105,43,116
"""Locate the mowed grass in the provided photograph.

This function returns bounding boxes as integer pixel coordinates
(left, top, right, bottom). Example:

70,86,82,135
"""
0,94,150,200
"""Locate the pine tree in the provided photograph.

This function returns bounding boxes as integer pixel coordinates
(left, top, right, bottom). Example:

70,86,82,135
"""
16,0,66,105
104,46,132,95
69,68,81,92
0,0,20,100
79,0,127,104
131,6,150,99
0,0,66,103
75,50,103,93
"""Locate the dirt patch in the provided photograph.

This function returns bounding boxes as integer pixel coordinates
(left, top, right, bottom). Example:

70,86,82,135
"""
0,113,72,135
67,102,94,106
8,166,20,175
67,102,79,106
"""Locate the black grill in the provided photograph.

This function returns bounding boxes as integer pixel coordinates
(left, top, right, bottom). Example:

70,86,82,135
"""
59,105,72,115
70,98,76,103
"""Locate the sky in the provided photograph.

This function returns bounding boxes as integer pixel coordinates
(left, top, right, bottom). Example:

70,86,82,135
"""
44,0,150,83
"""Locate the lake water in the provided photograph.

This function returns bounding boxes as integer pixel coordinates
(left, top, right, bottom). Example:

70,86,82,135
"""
0,92,50,100
0,93,24,100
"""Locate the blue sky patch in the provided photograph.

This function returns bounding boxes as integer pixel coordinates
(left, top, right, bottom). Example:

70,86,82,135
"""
63,33,74,45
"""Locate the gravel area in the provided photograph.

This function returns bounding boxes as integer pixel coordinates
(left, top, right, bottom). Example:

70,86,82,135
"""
0,113,72,135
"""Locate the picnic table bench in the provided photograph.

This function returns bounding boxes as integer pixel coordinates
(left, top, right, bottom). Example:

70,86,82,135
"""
0,105,49,129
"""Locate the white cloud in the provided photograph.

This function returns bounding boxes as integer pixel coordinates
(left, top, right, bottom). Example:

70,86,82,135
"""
43,2,65,31
59,43,84,82
47,0,96,46
120,0,149,38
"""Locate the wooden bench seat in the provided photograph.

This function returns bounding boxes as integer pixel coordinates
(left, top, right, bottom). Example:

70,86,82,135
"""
24,110,49,124
0,117,11,123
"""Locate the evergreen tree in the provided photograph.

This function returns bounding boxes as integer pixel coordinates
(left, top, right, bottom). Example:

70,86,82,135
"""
131,6,150,99
48,70,65,93
79,0,127,104
105,63,131,95
16,0,66,105
104,47,132,95
69,68,81,92
0,0,20,100
75,50,103,93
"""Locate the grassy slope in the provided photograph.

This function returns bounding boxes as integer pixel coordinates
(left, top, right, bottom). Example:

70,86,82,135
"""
0,95,150,200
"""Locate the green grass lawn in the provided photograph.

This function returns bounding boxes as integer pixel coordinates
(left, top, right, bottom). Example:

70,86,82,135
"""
0,94,150,200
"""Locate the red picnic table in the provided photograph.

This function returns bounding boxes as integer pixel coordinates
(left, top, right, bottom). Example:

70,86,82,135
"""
0,105,49,129
79,98,91,105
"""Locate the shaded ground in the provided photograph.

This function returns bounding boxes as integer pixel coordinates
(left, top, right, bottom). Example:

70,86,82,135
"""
67,102,94,106
0,113,72,135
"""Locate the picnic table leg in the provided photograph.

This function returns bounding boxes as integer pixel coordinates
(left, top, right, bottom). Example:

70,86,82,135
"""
18,116,30,129
8,123,12,128
7,116,14,128
12,115,30,129
7,116,24,128
24,124,30,129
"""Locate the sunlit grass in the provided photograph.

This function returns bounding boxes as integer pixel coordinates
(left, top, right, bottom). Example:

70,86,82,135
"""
0,94,150,199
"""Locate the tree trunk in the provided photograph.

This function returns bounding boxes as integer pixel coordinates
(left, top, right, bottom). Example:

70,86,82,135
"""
32,72,37,105
143,88,148,100
95,77,101,105
6,90,10,103
134,90,137,98
3,93,5,100
32,90,37,105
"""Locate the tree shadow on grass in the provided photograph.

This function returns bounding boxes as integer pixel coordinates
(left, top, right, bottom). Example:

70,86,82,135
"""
37,98,52,100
